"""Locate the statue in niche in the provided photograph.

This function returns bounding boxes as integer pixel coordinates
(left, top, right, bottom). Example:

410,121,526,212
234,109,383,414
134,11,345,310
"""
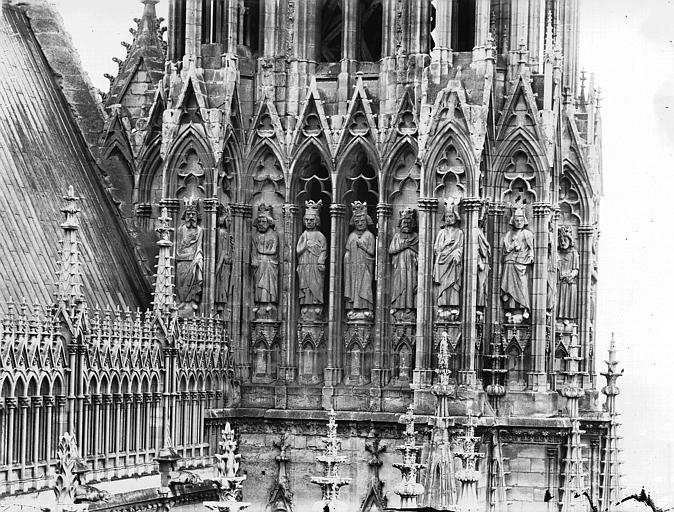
476,208,491,308
500,206,534,322
175,198,204,315
389,207,418,322
344,201,376,321
556,225,580,320
433,201,464,321
297,200,327,321
251,204,279,314
215,204,233,308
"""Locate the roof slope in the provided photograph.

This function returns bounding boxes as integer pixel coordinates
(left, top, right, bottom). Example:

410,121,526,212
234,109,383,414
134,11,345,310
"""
0,5,151,311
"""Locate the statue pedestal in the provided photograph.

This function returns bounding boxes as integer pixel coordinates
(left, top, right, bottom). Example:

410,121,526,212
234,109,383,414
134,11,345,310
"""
343,320,374,385
251,319,281,384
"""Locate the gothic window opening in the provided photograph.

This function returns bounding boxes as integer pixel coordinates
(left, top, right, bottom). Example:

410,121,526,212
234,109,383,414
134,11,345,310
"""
200,0,260,55
201,0,218,43
553,345,568,390
254,340,268,377
359,0,382,61
241,0,260,55
320,0,343,61
342,149,379,222
394,341,414,382
434,143,466,202
506,344,525,391
452,0,476,52
170,0,187,60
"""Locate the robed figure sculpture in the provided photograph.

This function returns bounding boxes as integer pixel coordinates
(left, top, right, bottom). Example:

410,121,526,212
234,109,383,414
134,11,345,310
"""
433,201,464,316
251,203,279,305
556,226,579,320
297,200,327,320
215,204,233,307
344,201,376,320
389,208,419,316
501,206,535,317
176,198,204,315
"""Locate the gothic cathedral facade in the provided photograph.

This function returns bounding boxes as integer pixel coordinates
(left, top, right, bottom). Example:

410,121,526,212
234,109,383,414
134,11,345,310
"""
0,0,620,511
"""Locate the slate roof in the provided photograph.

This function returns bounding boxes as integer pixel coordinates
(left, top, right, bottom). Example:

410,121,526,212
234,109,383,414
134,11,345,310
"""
0,5,151,311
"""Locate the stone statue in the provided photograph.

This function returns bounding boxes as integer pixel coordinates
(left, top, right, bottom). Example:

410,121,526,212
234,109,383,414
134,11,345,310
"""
176,198,204,314
476,208,491,308
251,203,279,305
556,225,579,320
344,201,376,319
215,204,233,306
433,201,464,317
389,208,418,315
500,206,534,317
297,200,327,319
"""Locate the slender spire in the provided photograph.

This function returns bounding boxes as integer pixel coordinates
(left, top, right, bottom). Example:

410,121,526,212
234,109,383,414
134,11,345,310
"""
424,333,457,508
152,207,175,315
559,327,588,511
600,334,624,511
310,410,351,510
393,405,426,508
455,413,485,512
55,186,84,309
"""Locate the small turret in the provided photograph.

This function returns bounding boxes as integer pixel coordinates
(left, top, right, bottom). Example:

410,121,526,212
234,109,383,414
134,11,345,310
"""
55,186,84,314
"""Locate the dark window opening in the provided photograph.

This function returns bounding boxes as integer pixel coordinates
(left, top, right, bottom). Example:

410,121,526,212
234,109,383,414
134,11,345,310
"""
452,0,476,51
200,0,259,56
359,0,382,61
320,0,343,61
242,0,260,55
171,0,187,60
201,0,224,44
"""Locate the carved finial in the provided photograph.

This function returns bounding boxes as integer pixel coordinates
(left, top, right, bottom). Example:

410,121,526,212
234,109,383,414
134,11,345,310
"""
393,405,425,508
215,422,241,479
55,186,84,308
152,208,175,315
54,432,86,506
310,410,351,507
153,207,175,313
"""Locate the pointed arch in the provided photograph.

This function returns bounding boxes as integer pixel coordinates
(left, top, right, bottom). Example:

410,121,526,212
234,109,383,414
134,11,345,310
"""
39,376,50,396
163,127,216,198
335,139,380,205
100,374,109,395
489,132,549,200
382,137,419,193
137,134,163,204
424,124,476,197
245,140,287,205
0,377,11,398
219,130,243,204
560,162,592,224
27,375,38,396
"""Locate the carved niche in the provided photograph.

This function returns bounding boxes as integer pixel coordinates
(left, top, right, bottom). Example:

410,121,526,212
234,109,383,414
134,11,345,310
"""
387,148,420,351
175,198,204,316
